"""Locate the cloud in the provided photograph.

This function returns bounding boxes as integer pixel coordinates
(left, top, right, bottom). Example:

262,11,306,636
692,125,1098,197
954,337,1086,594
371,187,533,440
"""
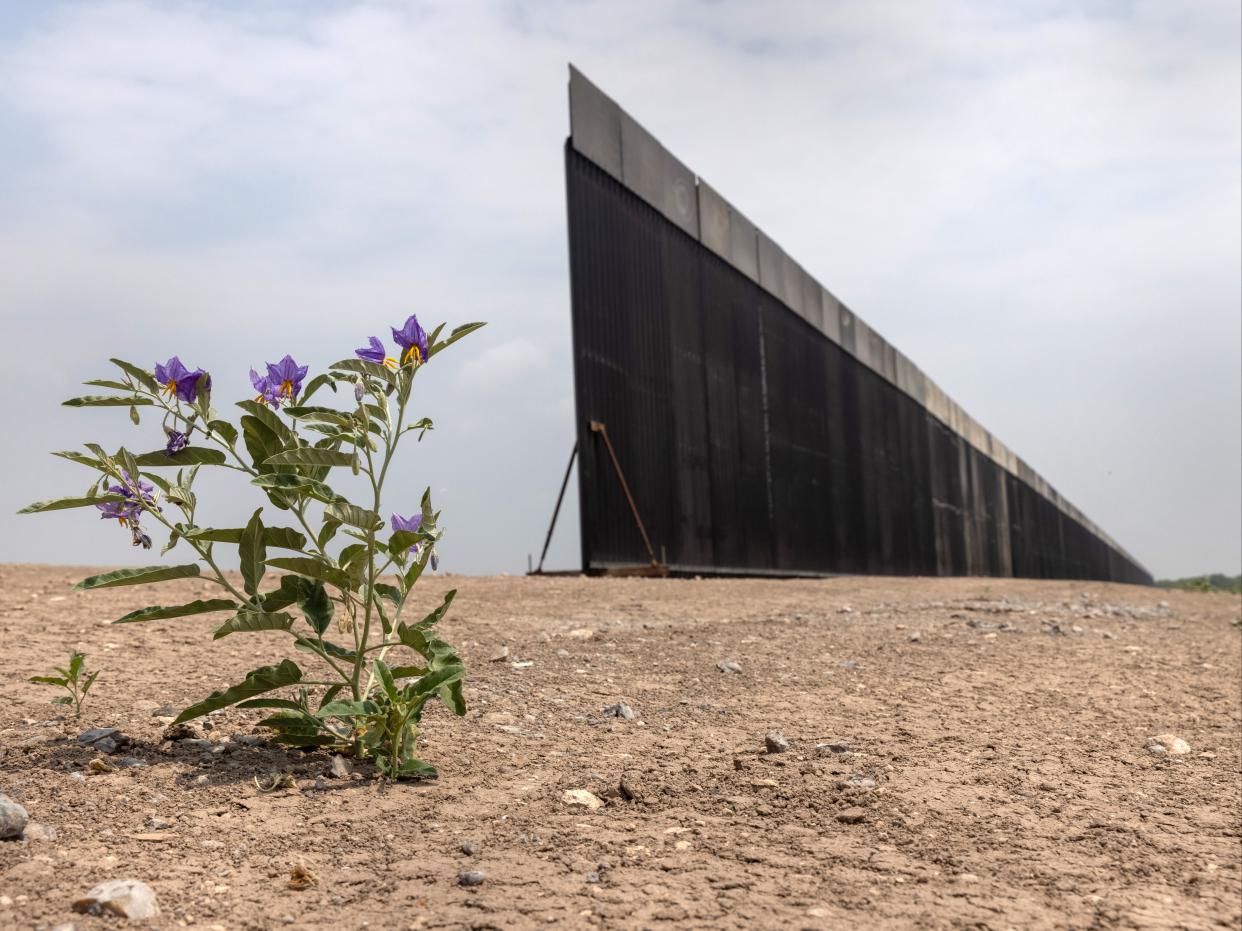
0,0,1237,576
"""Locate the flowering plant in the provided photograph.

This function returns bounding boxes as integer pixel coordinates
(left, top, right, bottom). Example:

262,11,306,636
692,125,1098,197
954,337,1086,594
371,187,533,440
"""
20,315,483,779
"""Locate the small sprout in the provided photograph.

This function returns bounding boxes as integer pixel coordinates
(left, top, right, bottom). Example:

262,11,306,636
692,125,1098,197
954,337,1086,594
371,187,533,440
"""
29,651,98,717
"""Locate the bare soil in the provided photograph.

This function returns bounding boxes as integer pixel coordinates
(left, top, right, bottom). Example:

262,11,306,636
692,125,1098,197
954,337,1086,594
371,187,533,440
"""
1,565,1240,930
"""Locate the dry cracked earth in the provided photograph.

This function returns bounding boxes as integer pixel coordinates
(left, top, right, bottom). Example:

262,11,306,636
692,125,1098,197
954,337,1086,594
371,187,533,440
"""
1,565,1240,930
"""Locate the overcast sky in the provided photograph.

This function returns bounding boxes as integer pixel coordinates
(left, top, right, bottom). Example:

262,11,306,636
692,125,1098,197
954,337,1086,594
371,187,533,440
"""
1,0,1238,579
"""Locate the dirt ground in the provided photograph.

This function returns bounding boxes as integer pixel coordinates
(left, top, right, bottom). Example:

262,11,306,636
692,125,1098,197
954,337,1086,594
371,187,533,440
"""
0,565,1239,930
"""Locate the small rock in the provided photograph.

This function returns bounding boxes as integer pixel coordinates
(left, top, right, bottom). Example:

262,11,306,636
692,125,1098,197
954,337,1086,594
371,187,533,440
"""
88,758,114,774
908,632,922,643
51,924,77,931
764,731,790,754
458,870,486,887
836,807,867,824
585,871,600,884
144,817,174,831
567,628,595,639
489,646,510,662
0,795,30,840
460,841,477,856
200,840,225,850
72,879,160,919
77,728,130,754
845,774,877,790
22,822,57,842
162,722,202,741
312,777,328,791
1145,734,1191,755
152,705,178,718
68,772,86,783
116,757,148,769
177,738,213,751
602,702,636,721
192,774,209,786
562,789,604,810
816,741,852,754
555,649,570,658
230,733,265,747
329,755,352,779
717,660,743,674
618,774,641,801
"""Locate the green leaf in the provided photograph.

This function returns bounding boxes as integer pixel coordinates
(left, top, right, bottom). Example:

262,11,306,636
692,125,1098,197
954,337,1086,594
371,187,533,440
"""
317,519,341,550
295,579,333,635
67,652,85,678
185,525,307,551
250,473,342,504
236,400,296,443
50,450,105,469
173,659,303,724
408,663,465,697
113,599,236,624
82,379,134,391
28,675,68,687
439,678,466,716
262,448,356,469
208,420,238,445
317,699,379,718
317,684,344,710
387,664,429,679
266,556,352,590
129,405,141,425
429,321,486,359
299,373,337,403
324,501,381,530
373,659,398,701
294,637,356,661
236,697,305,711
239,508,266,597
18,493,126,514
63,395,155,407
388,530,428,556
397,758,438,778
329,358,397,389
81,669,100,696
130,448,228,467
213,610,295,639
412,589,456,629
75,564,200,590
375,583,404,610
110,358,160,393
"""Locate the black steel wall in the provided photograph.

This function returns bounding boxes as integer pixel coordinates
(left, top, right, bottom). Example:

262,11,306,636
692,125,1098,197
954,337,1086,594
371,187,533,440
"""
566,146,1152,584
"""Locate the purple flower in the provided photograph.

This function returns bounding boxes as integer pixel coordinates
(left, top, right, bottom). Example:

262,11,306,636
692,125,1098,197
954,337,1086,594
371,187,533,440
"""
391,314,429,366
391,512,423,554
250,355,308,409
357,336,399,370
164,430,189,457
95,472,158,527
154,357,210,403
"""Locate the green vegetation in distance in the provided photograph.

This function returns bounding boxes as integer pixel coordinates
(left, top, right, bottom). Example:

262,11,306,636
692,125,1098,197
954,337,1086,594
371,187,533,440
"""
1155,574,1241,594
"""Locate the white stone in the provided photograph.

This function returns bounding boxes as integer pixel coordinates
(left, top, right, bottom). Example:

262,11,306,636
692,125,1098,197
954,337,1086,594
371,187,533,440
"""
73,879,160,919
562,789,604,810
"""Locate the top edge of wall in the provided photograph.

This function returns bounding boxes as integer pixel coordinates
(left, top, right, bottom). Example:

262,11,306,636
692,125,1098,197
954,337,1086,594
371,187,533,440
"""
566,64,1147,578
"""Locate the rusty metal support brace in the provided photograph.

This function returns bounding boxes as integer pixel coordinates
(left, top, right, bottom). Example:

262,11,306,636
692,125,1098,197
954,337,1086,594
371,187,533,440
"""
534,441,578,575
590,420,663,570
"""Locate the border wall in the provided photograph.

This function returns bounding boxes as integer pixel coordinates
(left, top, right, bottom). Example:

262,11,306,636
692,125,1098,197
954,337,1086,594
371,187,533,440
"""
565,66,1151,584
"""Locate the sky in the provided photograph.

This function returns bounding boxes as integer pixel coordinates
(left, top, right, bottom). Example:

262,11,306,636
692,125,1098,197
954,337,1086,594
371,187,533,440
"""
0,0,1238,579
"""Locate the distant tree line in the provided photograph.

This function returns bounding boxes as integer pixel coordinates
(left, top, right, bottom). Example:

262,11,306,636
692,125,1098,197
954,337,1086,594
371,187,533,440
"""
1155,574,1242,594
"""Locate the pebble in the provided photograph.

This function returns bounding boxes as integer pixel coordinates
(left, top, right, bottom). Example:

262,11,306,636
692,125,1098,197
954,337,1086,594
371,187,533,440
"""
816,741,852,754
230,733,265,747
77,728,130,754
458,870,486,887
764,730,790,754
116,757,148,769
144,817,174,831
717,660,743,674
72,879,160,919
602,702,636,721
836,807,867,824
489,646,510,662
845,774,877,789
1145,734,1191,755
461,841,477,856
562,789,604,810
908,631,922,643
555,649,571,658
329,755,352,779
22,822,57,842
0,794,29,840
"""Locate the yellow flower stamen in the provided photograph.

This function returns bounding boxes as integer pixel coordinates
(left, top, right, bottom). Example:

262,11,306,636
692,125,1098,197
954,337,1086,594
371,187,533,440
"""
401,345,423,366
383,356,398,370
279,379,295,399
163,380,178,398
